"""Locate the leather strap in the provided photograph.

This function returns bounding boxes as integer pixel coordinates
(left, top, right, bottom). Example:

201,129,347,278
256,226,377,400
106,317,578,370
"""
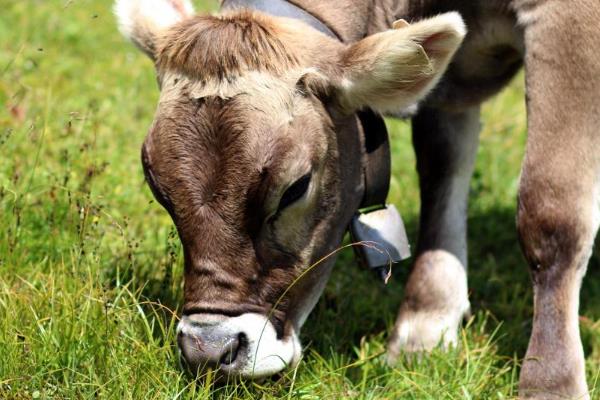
356,109,390,208
220,0,390,209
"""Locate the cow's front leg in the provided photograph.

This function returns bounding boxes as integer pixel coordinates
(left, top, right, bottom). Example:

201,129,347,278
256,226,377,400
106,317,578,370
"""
388,105,480,359
517,121,598,400
515,1,600,398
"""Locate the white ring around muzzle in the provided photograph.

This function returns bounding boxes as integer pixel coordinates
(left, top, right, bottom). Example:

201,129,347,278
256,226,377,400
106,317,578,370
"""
177,312,302,378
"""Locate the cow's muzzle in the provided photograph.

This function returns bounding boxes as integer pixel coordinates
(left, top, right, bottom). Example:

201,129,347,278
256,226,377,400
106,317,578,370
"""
177,313,301,378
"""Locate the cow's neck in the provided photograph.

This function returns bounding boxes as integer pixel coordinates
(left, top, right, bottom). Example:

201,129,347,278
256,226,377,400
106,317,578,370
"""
284,0,410,42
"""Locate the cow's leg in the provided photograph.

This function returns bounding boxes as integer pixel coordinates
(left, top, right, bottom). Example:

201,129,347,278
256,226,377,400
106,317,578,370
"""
387,105,480,359
515,1,600,398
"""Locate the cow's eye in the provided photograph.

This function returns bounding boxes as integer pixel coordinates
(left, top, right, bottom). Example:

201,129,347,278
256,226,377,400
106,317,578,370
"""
277,173,311,212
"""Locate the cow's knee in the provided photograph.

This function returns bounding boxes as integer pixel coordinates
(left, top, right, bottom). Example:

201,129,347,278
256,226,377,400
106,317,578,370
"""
516,176,596,399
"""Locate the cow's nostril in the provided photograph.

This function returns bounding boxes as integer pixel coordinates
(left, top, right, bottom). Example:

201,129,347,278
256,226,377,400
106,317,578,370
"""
219,332,245,366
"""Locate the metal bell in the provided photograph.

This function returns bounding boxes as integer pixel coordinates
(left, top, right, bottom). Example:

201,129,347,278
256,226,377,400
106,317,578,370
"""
349,204,411,283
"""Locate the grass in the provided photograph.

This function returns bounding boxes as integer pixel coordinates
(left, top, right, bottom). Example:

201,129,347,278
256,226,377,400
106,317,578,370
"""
1,0,599,398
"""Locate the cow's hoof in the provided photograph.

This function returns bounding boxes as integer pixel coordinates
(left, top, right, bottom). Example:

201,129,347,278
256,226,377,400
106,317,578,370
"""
386,304,469,363
519,386,590,400
386,250,470,363
519,355,590,400
519,393,589,400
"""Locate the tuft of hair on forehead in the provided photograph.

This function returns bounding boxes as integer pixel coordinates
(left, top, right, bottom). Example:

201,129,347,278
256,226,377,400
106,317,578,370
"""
157,10,300,82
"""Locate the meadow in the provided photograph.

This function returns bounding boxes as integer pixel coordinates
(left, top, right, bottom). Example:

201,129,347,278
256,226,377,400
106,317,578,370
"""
1,0,599,398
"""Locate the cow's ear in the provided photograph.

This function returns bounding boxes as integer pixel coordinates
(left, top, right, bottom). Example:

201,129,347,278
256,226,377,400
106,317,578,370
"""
334,12,466,114
115,0,195,60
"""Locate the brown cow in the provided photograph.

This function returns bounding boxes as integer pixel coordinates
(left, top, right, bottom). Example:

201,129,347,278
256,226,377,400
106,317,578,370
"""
115,0,600,398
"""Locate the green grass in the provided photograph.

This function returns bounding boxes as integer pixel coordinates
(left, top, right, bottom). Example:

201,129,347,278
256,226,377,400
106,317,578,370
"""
1,0,599,398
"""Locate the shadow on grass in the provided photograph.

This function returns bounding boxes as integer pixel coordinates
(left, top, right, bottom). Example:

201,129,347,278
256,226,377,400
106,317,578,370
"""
302,204,600,363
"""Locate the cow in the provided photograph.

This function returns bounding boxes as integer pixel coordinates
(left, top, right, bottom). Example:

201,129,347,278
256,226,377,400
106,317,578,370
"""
115,0,600,398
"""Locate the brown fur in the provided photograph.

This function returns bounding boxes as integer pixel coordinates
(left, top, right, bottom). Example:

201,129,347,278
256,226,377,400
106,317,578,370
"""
117,0,600,397
142,88,344,335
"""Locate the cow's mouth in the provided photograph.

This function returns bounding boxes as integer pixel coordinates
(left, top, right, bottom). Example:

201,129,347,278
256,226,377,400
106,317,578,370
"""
177,313,301,379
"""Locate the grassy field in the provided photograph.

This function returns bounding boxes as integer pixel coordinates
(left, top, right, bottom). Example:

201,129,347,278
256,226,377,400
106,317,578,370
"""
1,0,599,398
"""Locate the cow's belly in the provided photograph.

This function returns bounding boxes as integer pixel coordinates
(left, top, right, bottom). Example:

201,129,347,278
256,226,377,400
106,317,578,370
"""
398,0,525,111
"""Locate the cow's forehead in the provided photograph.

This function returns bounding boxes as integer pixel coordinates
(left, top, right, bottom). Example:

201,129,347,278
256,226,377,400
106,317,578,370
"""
155,67,328,169
159,68,315,120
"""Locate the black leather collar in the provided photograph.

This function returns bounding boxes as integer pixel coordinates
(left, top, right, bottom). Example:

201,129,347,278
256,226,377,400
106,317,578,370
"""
355,109,391,209
220,0,391,209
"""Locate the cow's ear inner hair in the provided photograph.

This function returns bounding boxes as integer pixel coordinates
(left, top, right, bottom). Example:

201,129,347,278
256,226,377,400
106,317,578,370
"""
295,70,332,103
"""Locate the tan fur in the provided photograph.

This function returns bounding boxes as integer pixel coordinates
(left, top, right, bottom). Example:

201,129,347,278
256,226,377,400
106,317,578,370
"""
157,12,301,81
338,12,465,113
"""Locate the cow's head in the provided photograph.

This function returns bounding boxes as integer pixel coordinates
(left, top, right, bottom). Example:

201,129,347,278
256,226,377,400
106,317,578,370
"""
116,0,465,379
